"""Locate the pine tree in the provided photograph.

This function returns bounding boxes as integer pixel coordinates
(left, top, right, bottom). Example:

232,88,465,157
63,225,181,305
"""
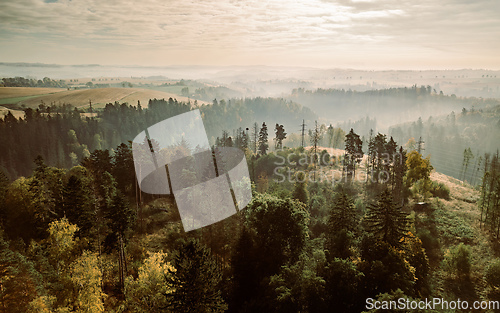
252,122,259,154
105,192,136,290
274,124,287,150
166,239,227,313
365,189,408,247
393,146,407,205
309,121,322,171
258,122,269,155
112,143,135,196
385,137,398,186
344,128,363,179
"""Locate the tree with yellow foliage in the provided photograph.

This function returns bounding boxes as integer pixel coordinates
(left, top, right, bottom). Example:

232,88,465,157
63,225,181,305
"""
70,251,105,313
124,251,175,312
405,150,433,200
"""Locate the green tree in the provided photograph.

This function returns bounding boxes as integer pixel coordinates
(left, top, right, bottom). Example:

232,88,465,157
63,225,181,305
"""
245,194,309,275
258,122,269,155
325,190,358,259
104,192,136,290
269,242,327,313
0,230,43,313
442,243,471,280
112,143,135,196
365,190,408,247
292,172,309,205
166,239,227,313
328,189,357,233
274,123,287,150
344,128,363,178
62,175,94,238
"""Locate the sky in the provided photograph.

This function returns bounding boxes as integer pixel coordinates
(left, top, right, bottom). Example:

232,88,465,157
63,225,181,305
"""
0,0,499,69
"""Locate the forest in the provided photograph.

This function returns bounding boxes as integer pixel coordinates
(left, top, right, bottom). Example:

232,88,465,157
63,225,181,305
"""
288,85,500,130
0,96,315,179
1,85,500,313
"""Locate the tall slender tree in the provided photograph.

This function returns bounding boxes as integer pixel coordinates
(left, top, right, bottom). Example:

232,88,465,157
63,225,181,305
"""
365,189,408,247
258,122,269,155
344,128,363,179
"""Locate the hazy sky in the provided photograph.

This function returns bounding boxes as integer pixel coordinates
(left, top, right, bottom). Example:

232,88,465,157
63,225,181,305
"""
0,0,499,69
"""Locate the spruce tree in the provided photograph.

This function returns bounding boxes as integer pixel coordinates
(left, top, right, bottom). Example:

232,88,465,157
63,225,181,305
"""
166,239,227,313
365,189,408,247
258,122,269,155
328,190,357,233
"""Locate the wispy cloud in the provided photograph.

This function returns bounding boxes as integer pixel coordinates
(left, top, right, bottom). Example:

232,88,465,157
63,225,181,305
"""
0,0,498,68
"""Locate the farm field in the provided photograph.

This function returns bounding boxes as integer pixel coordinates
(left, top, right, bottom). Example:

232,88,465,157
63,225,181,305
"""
0,87,66,99
0,87,206,109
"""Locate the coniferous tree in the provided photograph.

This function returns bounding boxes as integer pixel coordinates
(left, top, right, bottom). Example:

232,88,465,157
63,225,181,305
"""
328,190,357,233
326,190,358,260
112,143,135,197
344,128,363,179
365,189,408,247
393,146,407,205
63,175,94,237
0,170,10,224
166,239,227,313
258,122,269,155
105,192,136,290
252,122,259,154
385,136,398,186
274,124,287,150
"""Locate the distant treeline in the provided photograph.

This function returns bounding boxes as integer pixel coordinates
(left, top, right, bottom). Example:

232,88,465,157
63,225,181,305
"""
389,106,500,182
289,85,499,129
0,97,316,179
1,76,68,88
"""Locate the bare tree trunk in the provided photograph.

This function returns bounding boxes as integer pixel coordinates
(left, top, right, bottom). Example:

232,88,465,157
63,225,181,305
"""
118,233,126,291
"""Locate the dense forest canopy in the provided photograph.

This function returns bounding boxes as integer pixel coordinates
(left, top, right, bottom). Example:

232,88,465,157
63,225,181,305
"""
0,96,315,179
1,80,500,312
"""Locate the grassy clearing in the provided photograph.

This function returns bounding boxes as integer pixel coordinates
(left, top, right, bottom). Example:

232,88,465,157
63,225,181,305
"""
413,171,497,304
0,95,46,105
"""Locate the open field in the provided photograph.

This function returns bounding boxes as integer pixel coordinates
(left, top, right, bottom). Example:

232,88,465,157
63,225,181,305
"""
13,87,208,109
0,87,66,99
0,106,25,119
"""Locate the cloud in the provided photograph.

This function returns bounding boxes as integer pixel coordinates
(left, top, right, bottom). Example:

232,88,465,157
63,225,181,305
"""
0,0,498,68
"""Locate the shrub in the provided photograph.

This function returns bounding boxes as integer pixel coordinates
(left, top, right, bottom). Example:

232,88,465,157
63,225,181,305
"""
429,181,450,200
485,259,500,288
442,243,471,279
